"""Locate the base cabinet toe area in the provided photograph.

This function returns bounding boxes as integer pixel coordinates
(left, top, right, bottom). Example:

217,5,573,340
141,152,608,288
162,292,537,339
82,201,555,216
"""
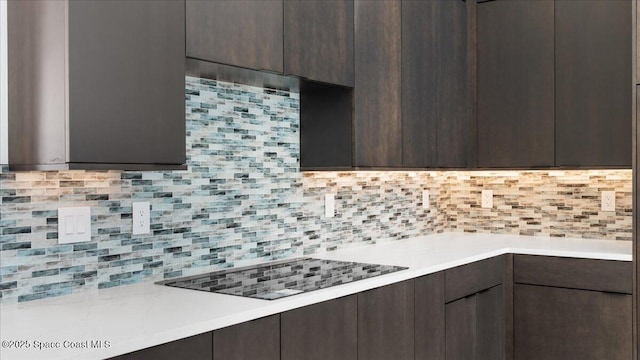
110,255,631,360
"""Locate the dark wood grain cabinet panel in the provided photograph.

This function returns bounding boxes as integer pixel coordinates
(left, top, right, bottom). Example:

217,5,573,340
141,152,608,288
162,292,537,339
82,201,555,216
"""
446,294,477,360
514,284,632,360
284,0,354,87
400,0,438,168
186,0,283,73
402,0,474,168
555,0,632,167
281,295,357,360
514,255,633,294
477,0,554,168
213,315,279,360
415,272,445,360
354,0,402,167
9,0,186,170
358,280,414,360
109,332,212,360
476,285,505,360
445,255,504,303
445,285,506,360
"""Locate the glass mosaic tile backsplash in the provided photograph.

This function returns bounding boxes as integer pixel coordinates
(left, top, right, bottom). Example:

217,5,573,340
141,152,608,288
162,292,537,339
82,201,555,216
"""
0,77,631,303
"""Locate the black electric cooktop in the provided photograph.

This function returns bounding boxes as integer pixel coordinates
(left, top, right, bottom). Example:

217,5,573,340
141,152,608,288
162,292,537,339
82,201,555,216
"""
159,258,408,300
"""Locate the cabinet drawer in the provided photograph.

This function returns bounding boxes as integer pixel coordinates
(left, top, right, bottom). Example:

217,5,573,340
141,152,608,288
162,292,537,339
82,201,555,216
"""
445,255,504,302
514,255,632,294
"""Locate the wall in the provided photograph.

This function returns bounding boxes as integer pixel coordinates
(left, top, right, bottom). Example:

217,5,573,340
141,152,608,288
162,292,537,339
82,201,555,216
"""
0,77,632,304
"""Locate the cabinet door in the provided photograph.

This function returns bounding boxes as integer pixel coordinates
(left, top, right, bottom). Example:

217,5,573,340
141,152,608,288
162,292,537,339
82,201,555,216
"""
415,272,445,360
477,0,554,168
445,294,476,360
402,0,475,168
354,0,402,167
555,0,632,167
514,284,632,360
284,0,354,87
476,285,504,360
281,295,357,360
109,332,212,360
213,315,279,360
358,280,415,360
67,1,185,165
186,0,283,73
445,285,505,360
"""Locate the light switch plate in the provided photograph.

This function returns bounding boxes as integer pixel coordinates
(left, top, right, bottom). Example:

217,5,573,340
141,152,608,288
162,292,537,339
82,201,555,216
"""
58,207,91,244
325,194,335,218
481,190,493,209
132,202,151,235
601,191,615,212
422,190,430,209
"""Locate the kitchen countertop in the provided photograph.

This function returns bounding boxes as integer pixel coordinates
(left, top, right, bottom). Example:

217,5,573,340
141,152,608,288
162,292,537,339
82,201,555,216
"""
0,232,632,360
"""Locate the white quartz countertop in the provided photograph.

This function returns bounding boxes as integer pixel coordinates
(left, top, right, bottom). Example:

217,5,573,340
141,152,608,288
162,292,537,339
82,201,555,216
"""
0,232,632,360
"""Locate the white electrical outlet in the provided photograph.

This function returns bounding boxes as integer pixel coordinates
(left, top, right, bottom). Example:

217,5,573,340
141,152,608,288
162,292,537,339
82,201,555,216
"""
481,190,493,209
601,191,616,212
132,202,151,235
58,207,91,244
325,194,335,218
422,190,430,209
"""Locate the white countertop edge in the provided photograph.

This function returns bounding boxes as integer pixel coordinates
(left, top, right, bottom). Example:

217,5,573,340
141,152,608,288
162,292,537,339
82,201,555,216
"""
0,233,632,360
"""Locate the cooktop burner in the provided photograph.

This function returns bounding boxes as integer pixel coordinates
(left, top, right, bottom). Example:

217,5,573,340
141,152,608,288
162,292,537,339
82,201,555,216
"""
158,258,408,300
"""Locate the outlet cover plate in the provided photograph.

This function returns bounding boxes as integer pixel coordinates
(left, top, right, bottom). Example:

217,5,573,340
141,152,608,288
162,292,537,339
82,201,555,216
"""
58,207,91,244
601,191,615,212
133,202,151,235
481,190,493,209
422,190,430,209
325,194,335,218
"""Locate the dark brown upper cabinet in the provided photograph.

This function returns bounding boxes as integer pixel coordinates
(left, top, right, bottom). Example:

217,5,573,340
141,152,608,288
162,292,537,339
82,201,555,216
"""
402,0,475,168
8,0,186,171
354,0,402,167
555,0,632,167
284,0,354,87
186,0,284,73
477,0,555,168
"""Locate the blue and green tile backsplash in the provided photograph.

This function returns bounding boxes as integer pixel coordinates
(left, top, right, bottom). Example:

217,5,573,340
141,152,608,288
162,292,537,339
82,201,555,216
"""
0,77,631,303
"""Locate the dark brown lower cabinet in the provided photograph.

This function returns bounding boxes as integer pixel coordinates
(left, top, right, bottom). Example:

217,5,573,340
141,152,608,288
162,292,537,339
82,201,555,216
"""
109,332,212,360
415,272,445,360
281,295,357,360
358,280,415,360
445,285,505,360
213,315,280,360
514,284,632,360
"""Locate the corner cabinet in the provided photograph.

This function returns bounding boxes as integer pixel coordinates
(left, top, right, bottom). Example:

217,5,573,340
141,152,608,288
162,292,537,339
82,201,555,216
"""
8,0,186,171
513,255,633,360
